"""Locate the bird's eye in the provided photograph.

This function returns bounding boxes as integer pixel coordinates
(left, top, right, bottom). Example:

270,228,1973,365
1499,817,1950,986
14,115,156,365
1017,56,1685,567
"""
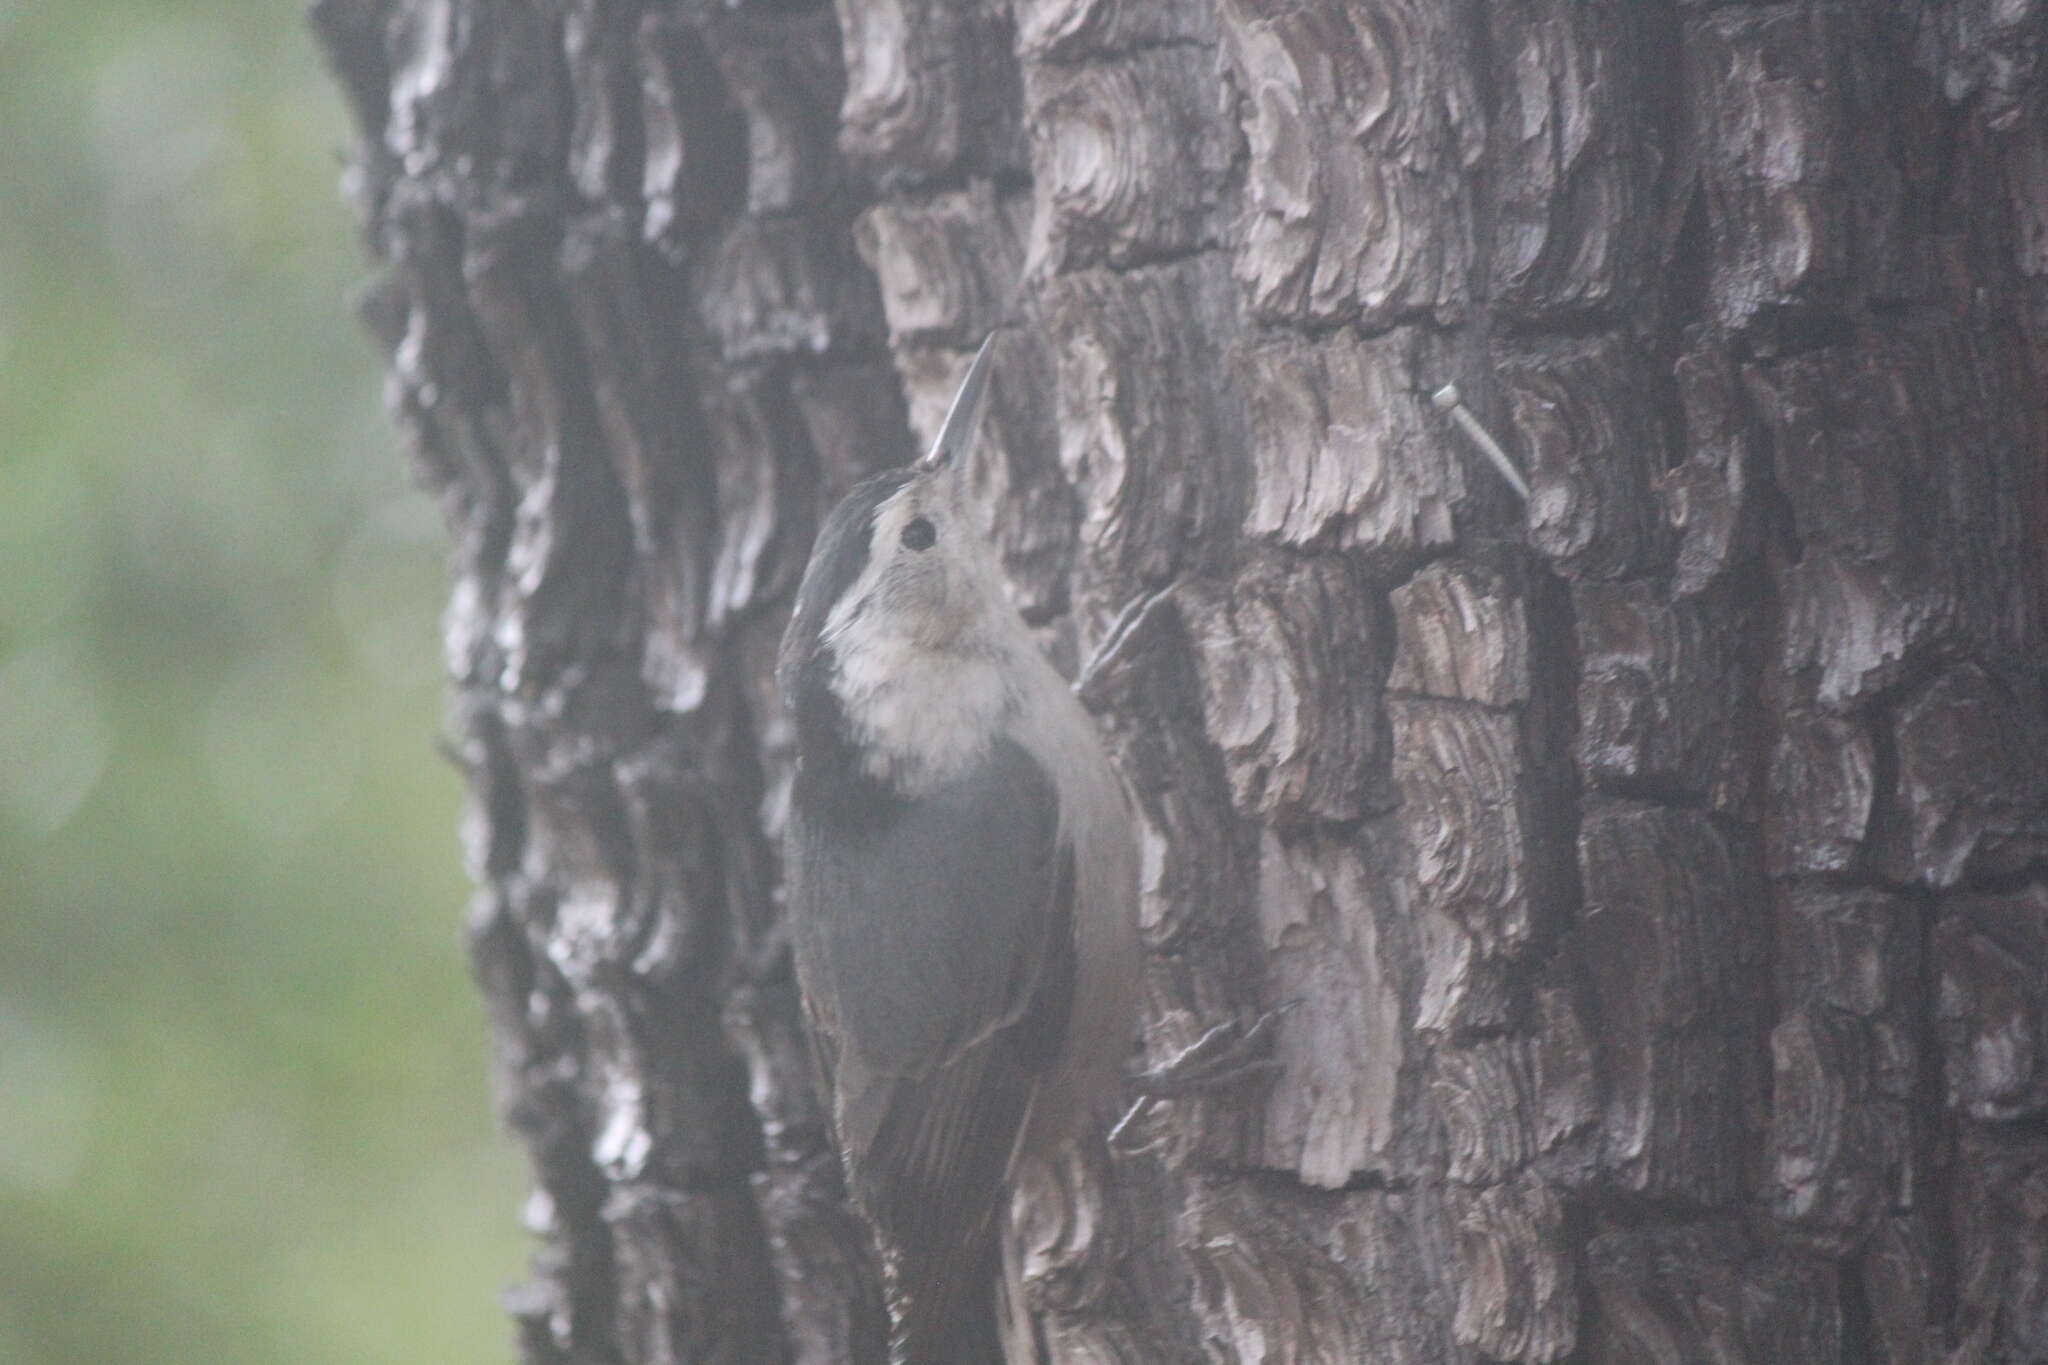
900,516,936,551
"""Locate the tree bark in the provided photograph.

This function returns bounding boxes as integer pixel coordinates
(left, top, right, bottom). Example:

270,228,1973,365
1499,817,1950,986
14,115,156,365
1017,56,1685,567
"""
314,0,2048,1360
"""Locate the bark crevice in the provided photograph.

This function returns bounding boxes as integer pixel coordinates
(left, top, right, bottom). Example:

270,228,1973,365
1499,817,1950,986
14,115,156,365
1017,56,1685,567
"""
315,0,2048,1358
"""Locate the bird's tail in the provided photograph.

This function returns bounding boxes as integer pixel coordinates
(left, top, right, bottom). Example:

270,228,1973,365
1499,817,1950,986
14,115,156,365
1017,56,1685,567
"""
997,1195,1040,1365
884,1235,1007,1365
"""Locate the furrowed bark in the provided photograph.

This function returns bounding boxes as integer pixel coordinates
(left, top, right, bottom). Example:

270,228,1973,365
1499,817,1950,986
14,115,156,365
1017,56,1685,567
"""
316,0,2048,1359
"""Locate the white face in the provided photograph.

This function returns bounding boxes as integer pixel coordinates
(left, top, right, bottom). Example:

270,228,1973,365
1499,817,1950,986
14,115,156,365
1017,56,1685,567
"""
822,469,1007,655
819,468,1027,791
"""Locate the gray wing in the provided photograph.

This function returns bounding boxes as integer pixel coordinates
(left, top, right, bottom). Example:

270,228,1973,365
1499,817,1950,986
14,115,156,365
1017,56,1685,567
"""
788,738,1076,1356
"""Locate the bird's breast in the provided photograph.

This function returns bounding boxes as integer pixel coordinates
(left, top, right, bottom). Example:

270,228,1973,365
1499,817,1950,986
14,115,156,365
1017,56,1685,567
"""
828,633,1016,794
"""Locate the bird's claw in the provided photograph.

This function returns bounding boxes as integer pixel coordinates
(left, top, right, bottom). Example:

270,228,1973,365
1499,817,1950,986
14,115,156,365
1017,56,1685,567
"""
1074,581,1179,711
1131,1004,1294,1099
1107,1003,1298,1153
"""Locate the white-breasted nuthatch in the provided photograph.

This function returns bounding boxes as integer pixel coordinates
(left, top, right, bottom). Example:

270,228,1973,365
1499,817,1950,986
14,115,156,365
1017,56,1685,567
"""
778,337,1140,1364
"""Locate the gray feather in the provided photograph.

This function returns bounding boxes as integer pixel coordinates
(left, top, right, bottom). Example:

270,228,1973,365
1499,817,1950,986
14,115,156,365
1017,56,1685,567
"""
788,735,1076,1362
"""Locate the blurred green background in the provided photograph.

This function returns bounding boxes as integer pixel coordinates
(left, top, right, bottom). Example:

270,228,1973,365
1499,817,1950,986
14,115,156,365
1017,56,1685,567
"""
0,4,527,1363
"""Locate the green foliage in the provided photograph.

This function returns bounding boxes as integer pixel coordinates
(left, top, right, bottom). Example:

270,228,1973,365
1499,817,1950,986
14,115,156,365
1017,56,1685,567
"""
0,4,526,1362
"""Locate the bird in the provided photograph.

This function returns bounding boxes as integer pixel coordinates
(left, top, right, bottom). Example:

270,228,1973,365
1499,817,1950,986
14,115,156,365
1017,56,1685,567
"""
777,335,1140,1363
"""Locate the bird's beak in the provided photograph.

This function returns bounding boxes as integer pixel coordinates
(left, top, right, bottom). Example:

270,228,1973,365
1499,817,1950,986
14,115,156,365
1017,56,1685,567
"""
919,333,997,473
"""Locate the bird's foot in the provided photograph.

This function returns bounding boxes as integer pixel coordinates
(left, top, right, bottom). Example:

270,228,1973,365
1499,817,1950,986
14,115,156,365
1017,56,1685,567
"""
1131,1005,1293,1099
1108,1004,1296,1152
1074,580,1180,711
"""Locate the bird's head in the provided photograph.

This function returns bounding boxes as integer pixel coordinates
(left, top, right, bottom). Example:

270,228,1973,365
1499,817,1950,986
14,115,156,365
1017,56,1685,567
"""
781,335,1011,662
779,337,1023,781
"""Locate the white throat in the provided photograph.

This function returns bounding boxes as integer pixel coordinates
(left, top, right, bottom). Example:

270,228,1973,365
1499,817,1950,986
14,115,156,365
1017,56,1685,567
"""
827,629,1017,793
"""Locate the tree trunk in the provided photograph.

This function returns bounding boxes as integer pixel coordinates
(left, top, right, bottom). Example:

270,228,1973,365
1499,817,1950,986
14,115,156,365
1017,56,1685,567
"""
313,0,2048,1359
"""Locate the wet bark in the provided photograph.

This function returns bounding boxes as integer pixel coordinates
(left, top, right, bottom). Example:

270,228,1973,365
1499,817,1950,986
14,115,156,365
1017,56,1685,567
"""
314,0,2048,1359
